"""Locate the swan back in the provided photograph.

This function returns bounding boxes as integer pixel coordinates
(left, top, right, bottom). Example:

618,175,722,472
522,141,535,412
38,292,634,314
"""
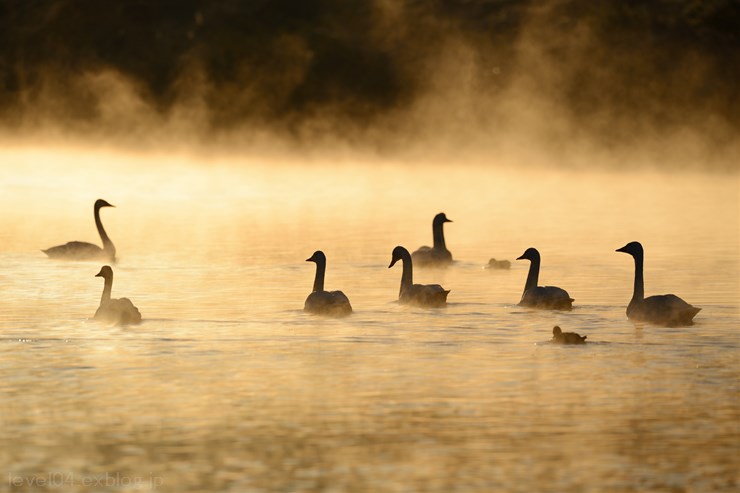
304,290,353,316
400,283,450,308
521,286,574,310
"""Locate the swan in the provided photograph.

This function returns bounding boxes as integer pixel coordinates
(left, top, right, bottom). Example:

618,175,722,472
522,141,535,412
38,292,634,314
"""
304,251,352,316
616,241,701,326
484,258,511,270
551,325,587,344
43,199,116,261
389,246,449,307
516,247,573,310
93,266,141,325
411,212,453,267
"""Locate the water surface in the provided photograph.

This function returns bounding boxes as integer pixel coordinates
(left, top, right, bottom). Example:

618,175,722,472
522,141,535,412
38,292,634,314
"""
1,148,738,492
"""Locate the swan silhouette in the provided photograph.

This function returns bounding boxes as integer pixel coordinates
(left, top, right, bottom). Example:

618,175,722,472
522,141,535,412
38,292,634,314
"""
304,251,352,316
389,246,449,307
551,325,586,344
516,247,573,310
94,266,141,325
616,241,701,326
411,213,453,267
43,199,116,261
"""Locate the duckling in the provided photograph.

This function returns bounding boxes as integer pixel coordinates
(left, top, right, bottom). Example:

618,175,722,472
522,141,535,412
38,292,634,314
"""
484,258,511,270
551,326,586,344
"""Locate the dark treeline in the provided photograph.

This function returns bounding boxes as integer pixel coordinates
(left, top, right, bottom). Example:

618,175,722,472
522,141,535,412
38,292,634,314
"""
0,0,738,147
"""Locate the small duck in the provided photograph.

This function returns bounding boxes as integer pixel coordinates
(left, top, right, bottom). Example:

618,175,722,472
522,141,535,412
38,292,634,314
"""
551,326,587,344
516,247,573,310
304,251,352,316
616,241,701,326
411,212,453,267
389,246,449,307
94,266,141,325
484,258,511,270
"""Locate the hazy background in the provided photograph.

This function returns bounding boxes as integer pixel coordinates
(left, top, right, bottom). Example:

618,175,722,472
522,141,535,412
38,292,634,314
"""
0,0,738,167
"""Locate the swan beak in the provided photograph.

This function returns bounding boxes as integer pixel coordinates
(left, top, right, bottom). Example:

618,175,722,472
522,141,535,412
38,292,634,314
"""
516,254,526,260
445,218,452,223
95,271,103,277
388,258,398,268
615,246,627,253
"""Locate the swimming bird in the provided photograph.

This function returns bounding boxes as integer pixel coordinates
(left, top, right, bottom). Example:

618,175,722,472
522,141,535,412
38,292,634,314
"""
411,212,453,267
43,199,116,261
304,251,352,316
616,241,700,326
551,325,587,344
516,247,573,310
94,265,141,325
484,258,511,270
389,246,449,307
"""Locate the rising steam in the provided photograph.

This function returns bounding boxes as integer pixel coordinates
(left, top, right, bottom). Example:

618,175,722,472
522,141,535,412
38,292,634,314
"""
0,0,737,168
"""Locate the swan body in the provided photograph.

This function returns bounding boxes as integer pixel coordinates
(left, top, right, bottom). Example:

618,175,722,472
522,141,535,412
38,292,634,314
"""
616,241,700,326
411,213,453,267
389,246,449,307
551,325,587,344
304,251,352,316
94,265,141,325
516,247,573,310
43,199,116,261
485,258,511,270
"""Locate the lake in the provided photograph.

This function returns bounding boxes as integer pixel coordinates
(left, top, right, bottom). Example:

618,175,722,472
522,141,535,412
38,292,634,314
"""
0,146,738,492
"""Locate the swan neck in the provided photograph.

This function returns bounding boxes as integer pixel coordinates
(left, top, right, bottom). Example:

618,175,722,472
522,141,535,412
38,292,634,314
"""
432,221,446,250
312,258,326,292
95,205,115,256
400,251,413,292
100,275,112,305
523,257,540,295
631,254,645,302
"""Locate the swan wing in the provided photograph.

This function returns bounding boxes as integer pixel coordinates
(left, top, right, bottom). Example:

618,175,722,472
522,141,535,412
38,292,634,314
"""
43,241,106,260
95,298,141,325
639,294,700,326
305,290,352,316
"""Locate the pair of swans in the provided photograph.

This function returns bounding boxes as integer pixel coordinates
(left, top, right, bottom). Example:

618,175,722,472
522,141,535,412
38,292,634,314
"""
304,246,450,315
518,242,700,326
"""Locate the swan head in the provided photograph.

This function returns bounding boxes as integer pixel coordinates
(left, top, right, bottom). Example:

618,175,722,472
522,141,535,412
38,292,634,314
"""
306,250,326,263
516,247,540,262
552,325,563,337
94,199,115,210
433,212,452,225
388,246,409,268
95,265,113,279
616,241,643,257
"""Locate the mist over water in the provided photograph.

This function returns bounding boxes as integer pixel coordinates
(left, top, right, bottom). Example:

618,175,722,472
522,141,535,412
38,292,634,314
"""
0,147,738,492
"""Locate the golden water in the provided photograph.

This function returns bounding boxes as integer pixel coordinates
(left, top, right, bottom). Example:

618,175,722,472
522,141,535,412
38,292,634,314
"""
0,147,738,492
